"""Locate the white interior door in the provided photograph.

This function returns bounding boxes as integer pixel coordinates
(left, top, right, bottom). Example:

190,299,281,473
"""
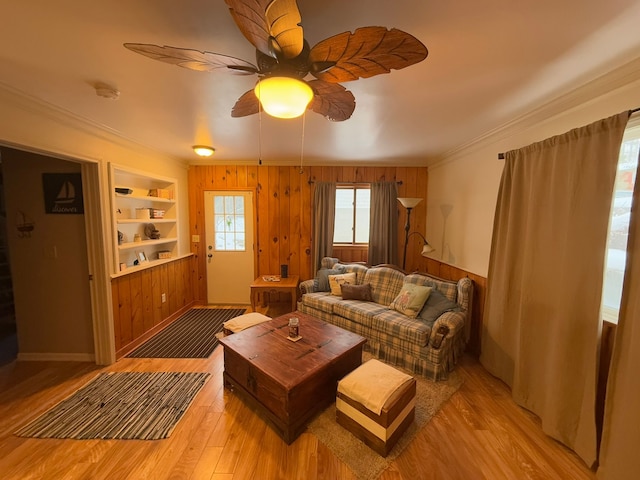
204,190,254,305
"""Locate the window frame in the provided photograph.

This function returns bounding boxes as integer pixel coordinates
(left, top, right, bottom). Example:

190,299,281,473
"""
212,194,247,252
333,183,371,246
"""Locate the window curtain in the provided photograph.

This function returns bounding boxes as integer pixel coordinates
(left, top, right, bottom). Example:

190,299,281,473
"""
368,181,399,266
597,142,640,479
312,182,336,273
480,112,630,466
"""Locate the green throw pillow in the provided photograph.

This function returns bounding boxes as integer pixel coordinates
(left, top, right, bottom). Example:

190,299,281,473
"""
389,284,432,318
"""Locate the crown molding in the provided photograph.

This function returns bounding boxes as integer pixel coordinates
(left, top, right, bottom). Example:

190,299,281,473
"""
433,56,640,168
0,81,188,168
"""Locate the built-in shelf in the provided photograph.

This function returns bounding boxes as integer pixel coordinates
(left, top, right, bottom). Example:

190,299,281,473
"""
109,164,179,273
116,218,176,225
118,238,178,251
115,193,175,204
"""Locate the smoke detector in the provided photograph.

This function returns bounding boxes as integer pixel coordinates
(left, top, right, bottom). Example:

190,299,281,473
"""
94,83,120,100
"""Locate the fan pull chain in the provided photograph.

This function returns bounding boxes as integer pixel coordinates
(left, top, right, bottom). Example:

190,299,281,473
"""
257,82,263,166
299,111,306,174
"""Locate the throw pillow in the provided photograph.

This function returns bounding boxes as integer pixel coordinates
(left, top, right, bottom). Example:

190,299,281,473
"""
341,283,373,301
389,284,432,318
328,272,357,296
418,289,461,326
314,266,346,292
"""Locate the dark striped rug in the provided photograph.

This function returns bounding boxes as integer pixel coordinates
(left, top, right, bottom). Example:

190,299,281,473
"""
127,308,246,358
16,371,210,440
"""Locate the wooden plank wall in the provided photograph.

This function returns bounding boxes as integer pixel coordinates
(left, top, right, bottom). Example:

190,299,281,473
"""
188,165,428,301
111,255,196,357
187,164,486,356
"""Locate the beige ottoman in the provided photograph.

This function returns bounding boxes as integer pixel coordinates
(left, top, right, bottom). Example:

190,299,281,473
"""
336,359,416,457
222,312,271,336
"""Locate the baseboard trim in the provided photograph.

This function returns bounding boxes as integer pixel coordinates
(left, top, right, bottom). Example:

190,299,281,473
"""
17,352,96,362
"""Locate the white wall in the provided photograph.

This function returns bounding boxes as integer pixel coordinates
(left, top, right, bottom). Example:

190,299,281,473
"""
427,65,640,277
0,85,190,359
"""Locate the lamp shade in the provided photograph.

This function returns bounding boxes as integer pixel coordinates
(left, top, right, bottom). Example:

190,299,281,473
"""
421,243,435,256
397,197,422,209
254,77,314,119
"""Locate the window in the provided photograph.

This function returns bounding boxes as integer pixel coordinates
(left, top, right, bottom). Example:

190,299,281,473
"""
333,185,370,244
602,120,640,323
213,194,246,251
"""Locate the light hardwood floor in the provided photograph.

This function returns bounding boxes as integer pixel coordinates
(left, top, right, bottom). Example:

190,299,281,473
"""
0,306,595,480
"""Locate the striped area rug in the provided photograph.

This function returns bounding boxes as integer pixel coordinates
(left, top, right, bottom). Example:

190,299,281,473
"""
127,308,245,358
16,371,210,440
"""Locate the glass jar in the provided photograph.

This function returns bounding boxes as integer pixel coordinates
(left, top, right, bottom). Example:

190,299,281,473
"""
288,317,299,338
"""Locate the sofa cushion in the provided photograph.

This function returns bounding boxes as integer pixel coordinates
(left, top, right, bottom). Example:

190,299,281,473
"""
389,284,432,318
341,263,370,285
314,265,346,292
363,266,405,305
341,283,373,301
333,300,388,328
301,292,344,314
320,257,340,269
404,273,458,302
418,289,461,326
371,309,433,347
329,272,357,295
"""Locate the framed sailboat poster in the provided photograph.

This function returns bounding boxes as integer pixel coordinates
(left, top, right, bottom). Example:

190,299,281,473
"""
42,173,84,214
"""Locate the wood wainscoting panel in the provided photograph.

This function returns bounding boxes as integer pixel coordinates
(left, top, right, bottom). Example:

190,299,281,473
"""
111,255,196,358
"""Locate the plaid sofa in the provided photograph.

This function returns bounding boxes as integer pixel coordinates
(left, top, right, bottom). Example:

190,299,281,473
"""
298,257,474,381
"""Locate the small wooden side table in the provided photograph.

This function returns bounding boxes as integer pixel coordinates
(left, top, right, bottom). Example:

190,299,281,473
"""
250,275,300,313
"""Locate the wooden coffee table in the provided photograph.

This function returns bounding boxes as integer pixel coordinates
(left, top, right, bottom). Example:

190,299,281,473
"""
218,312,366,444
250,275,300,312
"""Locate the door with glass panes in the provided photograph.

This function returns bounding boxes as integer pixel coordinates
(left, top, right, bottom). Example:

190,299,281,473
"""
204,191,255,304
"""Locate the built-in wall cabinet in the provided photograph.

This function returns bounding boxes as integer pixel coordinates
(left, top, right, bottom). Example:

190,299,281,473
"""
109,164,179,274
109,164,197,357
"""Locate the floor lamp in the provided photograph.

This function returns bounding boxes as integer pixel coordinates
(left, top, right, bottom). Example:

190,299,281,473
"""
398,197,422,270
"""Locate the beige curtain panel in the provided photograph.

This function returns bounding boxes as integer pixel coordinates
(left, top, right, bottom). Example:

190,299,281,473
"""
597,132,640,479
481,112,630,466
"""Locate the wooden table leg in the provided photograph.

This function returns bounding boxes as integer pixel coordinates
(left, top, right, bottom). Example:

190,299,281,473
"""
251,287,256,312
291,287,297,312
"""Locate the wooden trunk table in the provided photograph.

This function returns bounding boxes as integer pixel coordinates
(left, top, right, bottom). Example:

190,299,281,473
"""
218,312,366,444
250,275,300,313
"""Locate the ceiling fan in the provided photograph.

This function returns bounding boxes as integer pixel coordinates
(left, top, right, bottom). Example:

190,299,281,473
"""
125,0,428,121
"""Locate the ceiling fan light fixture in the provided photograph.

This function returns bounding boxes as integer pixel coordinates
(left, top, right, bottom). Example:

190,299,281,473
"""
192,145,215,157
254,76,313,119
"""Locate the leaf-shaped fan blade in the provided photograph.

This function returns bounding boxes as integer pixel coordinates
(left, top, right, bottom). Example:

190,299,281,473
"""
307,80,355,122
124,43,258,75
225,0,303,59
231,89,260,117
308,27,428,83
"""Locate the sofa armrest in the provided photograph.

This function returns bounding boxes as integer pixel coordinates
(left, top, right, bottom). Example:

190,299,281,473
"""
300,279,316,295
429,310,465,349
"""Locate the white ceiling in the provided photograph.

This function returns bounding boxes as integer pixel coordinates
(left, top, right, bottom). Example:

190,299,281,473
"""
1,0,640,166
